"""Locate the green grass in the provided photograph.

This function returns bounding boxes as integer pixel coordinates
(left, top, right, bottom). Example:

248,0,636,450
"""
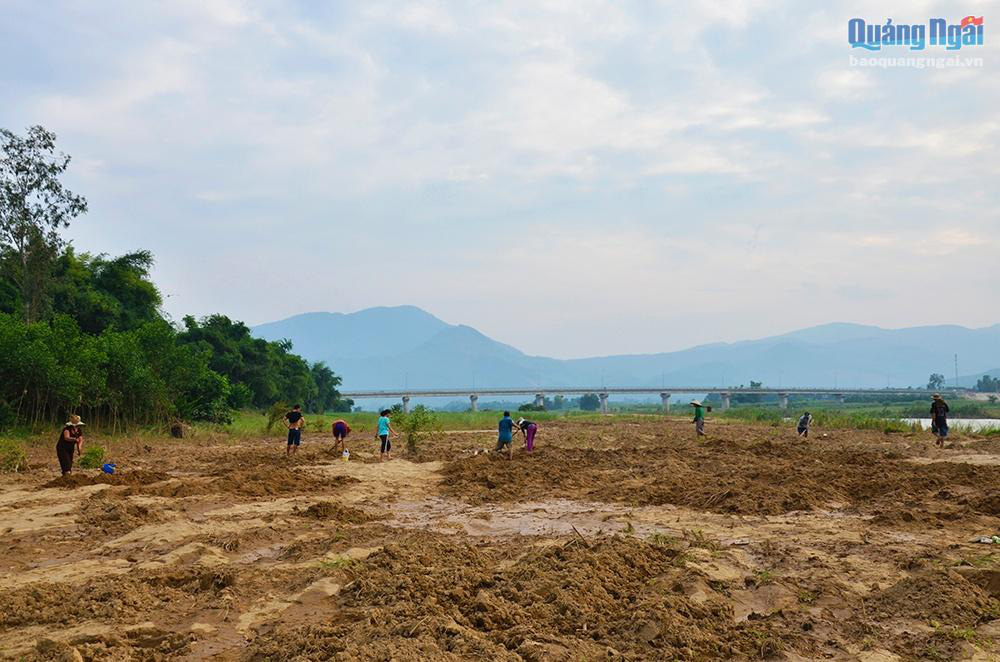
211,408,626,439
719,406,921,433
77,445,106,469
0,438,27,472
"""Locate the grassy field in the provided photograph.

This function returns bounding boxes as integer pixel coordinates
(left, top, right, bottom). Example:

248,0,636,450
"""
3,399,997,455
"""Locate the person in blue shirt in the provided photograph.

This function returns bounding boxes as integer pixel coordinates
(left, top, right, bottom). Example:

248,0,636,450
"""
497,411,515,460
376,409,396,462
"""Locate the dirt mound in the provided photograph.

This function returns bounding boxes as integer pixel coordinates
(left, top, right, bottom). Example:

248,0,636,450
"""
971,491,1000,515
78,492,166,536
247,534,804,660
867,569,1000,627
441,442,1000,516
42,469,170,489
294,500,380,523
0,567,235,629
125,469,359,498
21,627,193,661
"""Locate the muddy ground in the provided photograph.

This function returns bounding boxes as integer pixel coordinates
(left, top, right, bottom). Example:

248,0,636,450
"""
3,418,1000,661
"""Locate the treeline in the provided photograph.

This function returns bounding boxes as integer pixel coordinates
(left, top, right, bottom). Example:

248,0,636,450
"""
0,126,349,430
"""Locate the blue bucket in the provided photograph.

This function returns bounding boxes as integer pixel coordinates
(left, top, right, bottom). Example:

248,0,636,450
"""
101,462,117,474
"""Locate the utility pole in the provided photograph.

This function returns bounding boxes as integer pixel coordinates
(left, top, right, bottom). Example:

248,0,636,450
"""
954,354,959,390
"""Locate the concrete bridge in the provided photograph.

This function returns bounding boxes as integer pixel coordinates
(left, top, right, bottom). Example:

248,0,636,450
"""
340,387,956,414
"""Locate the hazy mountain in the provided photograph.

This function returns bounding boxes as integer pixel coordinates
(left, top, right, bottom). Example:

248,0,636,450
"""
252,306,449,360
252,308,1000,391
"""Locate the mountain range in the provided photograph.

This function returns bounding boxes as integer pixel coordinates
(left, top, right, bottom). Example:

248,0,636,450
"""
251,306,1000,392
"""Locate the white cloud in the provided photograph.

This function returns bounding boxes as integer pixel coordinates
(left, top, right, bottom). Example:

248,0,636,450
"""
2,0,997,356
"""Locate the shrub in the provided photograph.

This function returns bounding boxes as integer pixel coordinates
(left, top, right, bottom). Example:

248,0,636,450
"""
0,438,27,472
266,402,289,432
78,445,106,469
396,405,440,453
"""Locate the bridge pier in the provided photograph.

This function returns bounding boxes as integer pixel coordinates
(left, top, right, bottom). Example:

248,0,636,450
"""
778,393,788,411
469,394,478,412
720,392,731,411
534,393,545,408
660,392,671,414
599,393,609,414
401,396,410,414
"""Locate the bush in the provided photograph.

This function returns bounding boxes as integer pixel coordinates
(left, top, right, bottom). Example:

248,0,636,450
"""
266,402,289,432
395,405,439,454
0,438,27,472
78,445,106,469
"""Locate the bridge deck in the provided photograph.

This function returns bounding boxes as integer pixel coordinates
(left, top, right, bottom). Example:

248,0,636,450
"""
342,387,952,398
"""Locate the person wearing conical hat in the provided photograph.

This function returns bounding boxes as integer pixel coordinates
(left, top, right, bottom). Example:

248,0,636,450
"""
56,414,86,475
691,400,708,437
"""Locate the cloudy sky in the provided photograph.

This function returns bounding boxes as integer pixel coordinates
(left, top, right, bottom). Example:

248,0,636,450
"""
2,1,996,358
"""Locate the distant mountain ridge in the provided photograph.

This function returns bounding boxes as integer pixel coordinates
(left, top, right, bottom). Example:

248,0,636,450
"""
251,307,1000,391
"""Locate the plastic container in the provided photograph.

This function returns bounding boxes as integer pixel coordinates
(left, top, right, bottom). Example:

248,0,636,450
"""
101,462,116,474
341,450,350,462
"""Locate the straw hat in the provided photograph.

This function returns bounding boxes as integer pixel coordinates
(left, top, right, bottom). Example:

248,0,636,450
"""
932,393,941,400
517,417,525,425
66,415,86,426
690,400,702,406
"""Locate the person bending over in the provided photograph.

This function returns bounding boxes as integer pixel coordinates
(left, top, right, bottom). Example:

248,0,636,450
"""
331,418,351,454
517,417,538,452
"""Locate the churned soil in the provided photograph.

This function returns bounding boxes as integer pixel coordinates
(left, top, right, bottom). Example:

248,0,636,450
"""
3,416,1000,660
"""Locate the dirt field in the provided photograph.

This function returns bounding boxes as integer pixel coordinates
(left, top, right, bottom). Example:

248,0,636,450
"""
3,418,1000,661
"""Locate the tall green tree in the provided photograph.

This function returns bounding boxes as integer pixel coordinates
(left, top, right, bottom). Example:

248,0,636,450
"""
0,126,87,322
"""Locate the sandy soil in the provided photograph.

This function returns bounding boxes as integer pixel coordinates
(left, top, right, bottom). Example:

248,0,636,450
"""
2,418,1000,660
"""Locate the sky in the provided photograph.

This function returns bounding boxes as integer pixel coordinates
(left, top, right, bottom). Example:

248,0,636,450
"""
1,0,997,359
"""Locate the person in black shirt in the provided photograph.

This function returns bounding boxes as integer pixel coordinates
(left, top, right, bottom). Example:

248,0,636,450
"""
516,417,538,451
56,415,85,475
285,404,305,455
930,394,949,448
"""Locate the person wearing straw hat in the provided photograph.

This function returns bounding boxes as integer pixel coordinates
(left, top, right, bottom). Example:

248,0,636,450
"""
930,393,950,447
56,414,86,475
691,400,710,437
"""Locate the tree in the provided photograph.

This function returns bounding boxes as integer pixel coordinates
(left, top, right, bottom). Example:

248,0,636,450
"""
579,393,600,411
975,375,1000,393
388,404,440,453
0,126,87,322
734,380,764,404
927,373,945,390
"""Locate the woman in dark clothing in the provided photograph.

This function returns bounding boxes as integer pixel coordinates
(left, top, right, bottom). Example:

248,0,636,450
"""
930,393,950,448
57,415,85,475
